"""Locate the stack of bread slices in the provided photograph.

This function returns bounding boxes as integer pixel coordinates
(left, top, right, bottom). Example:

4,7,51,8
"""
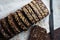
0,0,49,39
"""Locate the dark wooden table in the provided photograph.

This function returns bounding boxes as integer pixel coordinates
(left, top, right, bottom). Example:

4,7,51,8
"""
48,28,60,40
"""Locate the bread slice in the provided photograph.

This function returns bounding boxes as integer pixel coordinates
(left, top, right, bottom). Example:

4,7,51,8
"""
5,17,16,35
13,13,27,31
25,5,39,23
1,18,14,37
28,2,42,20
7,14,20,34
16,10,31,27
32,1,45,18
22,7,35,24
34,0,49,16
0,20,10,39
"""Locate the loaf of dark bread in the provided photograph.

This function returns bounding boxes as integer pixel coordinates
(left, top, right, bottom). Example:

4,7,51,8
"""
28,25,48,40
0,0,49,39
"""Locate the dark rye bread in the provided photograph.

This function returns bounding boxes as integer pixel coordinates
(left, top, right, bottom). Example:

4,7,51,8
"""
7,14,20,34
25,5,39,23
16,10,31,28
0,20,10,39
28,25,48,40
22,7,35,24
12,13,27,31
1,18,13,36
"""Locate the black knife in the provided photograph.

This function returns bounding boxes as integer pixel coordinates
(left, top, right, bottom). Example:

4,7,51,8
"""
49,0,54,40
